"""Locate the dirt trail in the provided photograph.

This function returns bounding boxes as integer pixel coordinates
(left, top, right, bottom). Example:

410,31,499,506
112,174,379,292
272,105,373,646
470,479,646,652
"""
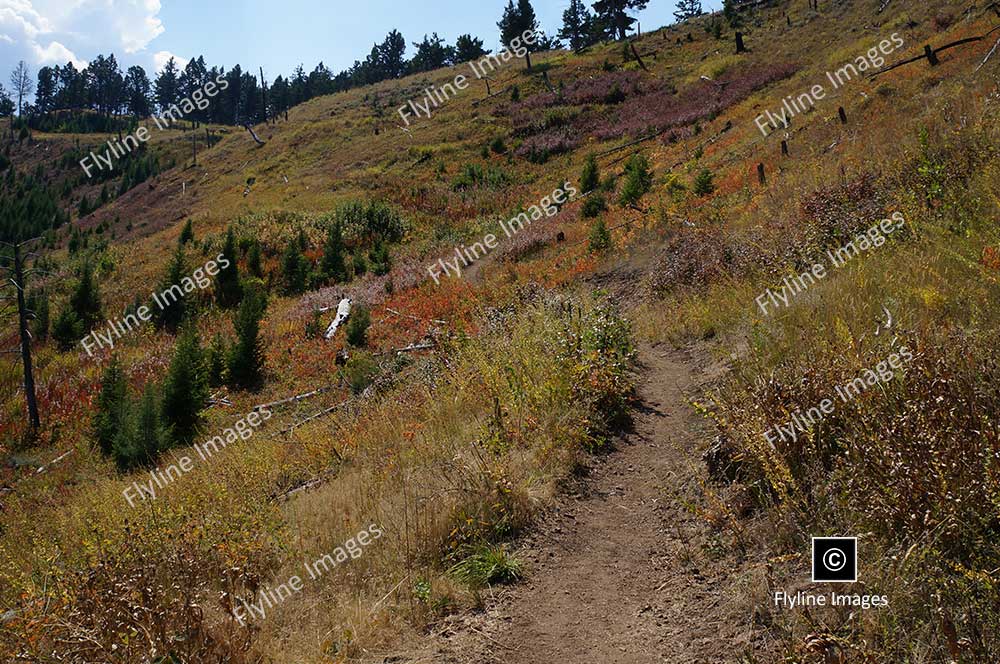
387,343,766,664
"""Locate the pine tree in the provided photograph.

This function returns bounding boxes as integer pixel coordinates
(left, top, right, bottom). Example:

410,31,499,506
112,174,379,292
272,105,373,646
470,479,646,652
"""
154,244,189,331
581,154,600,192
498,0,540,69
588,218,612,252
160,325,208,444
179,218,194,244
559,0,597,51
27,290,49,341
455,35,489,62
369,241,391,276
52,307,83,351
69,260,101,329
674,0,704,23
693,168,716,196
246,239,263,279
593,0,649,41
93,355,128,458
154,57,180,115
723,0,744,27
345,304,371,348
206,333,228,387
215,227,242,308
113,386,165,470
227,287,267,390
619,153,653,207
281,237,310,294
321,219,348,283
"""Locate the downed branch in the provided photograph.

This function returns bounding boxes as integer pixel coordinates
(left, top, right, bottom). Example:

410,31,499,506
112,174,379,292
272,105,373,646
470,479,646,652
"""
207,392,232,408
871,24,1000,78
376,341,436,356
473,86,514,106
384,307,447,325
253,385,332,412
281,399,350,434
976,36,1000,72
244,123,266,145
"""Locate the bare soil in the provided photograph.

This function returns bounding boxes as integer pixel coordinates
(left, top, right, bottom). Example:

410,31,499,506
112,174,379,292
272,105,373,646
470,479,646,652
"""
378,342,773,664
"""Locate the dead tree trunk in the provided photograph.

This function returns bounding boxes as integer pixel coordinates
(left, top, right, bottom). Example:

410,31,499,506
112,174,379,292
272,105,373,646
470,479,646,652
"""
244,123,266,145
630,42,649,71
259,67,270,123
12,243,39,433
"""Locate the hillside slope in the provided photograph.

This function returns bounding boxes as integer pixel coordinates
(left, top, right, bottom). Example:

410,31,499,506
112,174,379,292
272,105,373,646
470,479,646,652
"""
4,0,1000,661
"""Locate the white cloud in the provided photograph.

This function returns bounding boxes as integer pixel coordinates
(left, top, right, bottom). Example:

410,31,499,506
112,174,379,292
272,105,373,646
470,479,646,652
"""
31,38,85,67
153,49,187,72
0,0,166,69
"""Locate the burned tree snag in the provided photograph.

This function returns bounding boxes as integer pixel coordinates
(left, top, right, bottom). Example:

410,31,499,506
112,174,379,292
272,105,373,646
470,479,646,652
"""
925,45,940,66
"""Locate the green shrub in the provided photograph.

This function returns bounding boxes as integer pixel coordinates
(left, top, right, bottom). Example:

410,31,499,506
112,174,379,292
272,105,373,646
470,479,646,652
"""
448,545,522,587
341,351,378,394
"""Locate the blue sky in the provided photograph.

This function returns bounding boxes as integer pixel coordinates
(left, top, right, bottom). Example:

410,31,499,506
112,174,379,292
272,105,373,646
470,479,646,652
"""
1,0,720,83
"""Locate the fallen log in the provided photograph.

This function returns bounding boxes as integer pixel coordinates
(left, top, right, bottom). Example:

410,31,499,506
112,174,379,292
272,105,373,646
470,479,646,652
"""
324,298,352,340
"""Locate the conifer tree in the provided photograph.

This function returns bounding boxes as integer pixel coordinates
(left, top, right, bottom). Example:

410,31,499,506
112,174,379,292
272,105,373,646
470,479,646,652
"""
52,307,83,350
69,260,101,329
227,286,267,390
454,35,489,62
93,355,128,458
27,290,49,341
113,386,165,470
155,244,188,331
593,0,649,40
179,218,194,244
321,219,348,283
560,0,597,51
673,0,704,23
160,325,208,444
581,154,600,192
281,237,310,294
215,227,242,308
498,0,541,69
206,333,228,386
345,304,371,348
247,239,263,279
619,153,653,207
